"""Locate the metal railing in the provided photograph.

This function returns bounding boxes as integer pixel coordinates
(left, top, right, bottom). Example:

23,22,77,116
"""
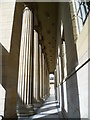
0,115,4,120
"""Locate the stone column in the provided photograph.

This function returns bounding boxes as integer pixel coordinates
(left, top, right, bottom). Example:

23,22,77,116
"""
46,63,49,98
42,53,45,100
33,30,40,102
56,58,60,103
17,7,34,116
44,61,46,99
54,69,57,100
46,66,48,97
56,58,60,84
58,56,62,83
45,65,47,96
39,44,43,100
47,69,50,96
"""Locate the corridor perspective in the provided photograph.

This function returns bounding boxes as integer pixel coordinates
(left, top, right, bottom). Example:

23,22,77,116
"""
18,75,62,120
0,1,90,119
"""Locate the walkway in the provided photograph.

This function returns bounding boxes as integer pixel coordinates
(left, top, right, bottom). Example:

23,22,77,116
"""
18,94,63,120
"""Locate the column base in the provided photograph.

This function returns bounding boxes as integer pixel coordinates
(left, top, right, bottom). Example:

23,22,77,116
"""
45,95,48,100
40,98,45,103
43,94,49,100
33,99,42,109
42,96,45,101
16,104,35,117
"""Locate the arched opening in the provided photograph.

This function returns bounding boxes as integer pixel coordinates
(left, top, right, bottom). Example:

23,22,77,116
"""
49,74,55,95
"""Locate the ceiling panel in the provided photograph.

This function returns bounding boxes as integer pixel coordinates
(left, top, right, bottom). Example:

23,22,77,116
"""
37,3,58,73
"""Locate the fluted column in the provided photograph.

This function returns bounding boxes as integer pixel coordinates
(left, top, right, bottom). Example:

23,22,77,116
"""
39,44,43,99
17,7,34,116
33,30,40,102
54,69,57,100
56,58,60,103
46,65,49,97
56,58,60,85
58,56,62,83
47,69,50,96
44,61,46,98
44,61,49,98
42,53,45,100
45,65,47,96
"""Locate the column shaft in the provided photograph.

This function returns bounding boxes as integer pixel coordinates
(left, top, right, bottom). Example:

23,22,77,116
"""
42,53,45,99
39,44,43,99
33,30,40,101
17,7,34,116
44,58,46,98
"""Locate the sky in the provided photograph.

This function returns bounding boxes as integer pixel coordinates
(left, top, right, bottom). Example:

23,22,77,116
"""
49,74,54,78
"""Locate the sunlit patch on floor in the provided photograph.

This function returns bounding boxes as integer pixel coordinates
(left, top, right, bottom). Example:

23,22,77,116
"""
40,103,57,109
44,100,57,105
18,95,63,120
31,104,61,119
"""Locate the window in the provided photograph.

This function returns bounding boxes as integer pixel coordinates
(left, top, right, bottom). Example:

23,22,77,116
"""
74,0,89,33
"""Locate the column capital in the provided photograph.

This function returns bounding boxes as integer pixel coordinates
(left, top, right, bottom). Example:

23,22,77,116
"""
23,3,37,12
39,40,42,45
39,36,43,45
34,25,40,33
23,5,30,12
42,46,45,54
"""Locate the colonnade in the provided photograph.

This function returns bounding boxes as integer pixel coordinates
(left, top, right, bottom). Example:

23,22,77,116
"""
33,30,49,102
17,6,50,116
54,39,67,110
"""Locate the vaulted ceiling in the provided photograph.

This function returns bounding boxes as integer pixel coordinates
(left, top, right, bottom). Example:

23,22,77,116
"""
37,3,58,73
28,2,58,73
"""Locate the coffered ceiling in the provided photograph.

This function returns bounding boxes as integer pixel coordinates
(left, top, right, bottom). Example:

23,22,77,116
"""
36,3,58,73
28,2,58,73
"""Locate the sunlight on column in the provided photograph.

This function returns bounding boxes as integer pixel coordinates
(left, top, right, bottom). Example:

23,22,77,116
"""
33,30,39,100
63,41,67,79
63,82,68,112
17,25,24,99
39,44,42,98
27,12,31,104
61,21,63,38
0,84,6,117
42,53,45,98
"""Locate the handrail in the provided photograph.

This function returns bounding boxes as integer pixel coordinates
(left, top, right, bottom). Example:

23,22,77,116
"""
0,115,4,120
60,58,90,85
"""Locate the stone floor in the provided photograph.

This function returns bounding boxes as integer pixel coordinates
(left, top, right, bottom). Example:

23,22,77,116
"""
18,94,63,120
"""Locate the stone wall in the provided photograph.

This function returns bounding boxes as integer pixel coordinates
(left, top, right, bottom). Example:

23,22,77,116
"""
0,2,24,118
56,2,89,118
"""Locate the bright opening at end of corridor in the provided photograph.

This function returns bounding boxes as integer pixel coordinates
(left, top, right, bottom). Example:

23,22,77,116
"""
49,74,55,95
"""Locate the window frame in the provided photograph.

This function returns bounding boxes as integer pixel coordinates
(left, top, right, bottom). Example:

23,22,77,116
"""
74,0,89,33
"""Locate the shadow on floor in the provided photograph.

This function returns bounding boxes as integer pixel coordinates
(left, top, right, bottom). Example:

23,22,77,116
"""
18,94,64,120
